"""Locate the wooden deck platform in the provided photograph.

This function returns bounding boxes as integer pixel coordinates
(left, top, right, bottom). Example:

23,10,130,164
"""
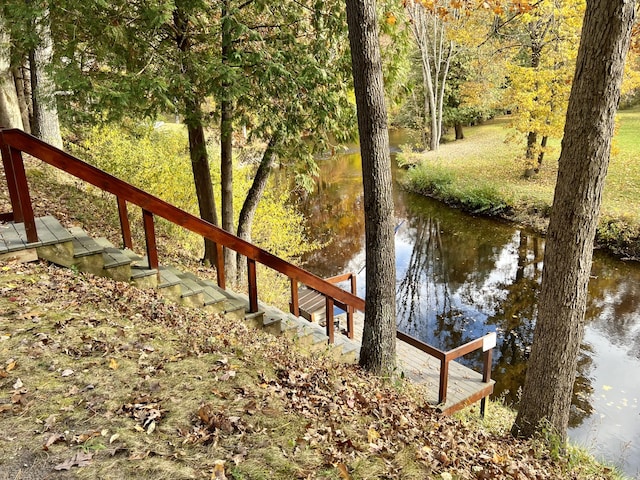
299,288,494,415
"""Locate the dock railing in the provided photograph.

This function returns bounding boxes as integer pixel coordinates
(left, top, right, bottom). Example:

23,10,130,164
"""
397,330,496,415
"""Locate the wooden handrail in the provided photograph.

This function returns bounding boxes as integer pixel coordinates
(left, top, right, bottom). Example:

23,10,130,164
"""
0,128,365,316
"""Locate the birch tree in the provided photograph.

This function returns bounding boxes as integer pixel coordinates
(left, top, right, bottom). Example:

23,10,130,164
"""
404,0,454,150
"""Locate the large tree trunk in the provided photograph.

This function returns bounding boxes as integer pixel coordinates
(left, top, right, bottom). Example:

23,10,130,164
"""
236,135,278,283
0,15,23,129
512,0,634,442
346,0,397,376
29,7,62,149
220,0,236,283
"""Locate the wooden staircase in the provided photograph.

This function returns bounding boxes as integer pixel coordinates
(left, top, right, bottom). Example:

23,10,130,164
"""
0,215,360,363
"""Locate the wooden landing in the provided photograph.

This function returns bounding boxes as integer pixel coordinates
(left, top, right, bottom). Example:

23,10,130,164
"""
301,296,494,415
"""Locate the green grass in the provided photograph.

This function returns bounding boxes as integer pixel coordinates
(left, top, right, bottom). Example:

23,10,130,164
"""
400,108,640,258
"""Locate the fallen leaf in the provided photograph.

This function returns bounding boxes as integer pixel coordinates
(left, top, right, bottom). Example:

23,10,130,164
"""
109,358,119,370
61,369,74,377
367,427,380,443
44,414,57,431
337,463,352,479
212,460,227,480
43,433,64,450
53,451,93,470
6,361,16,372
12,378,23,389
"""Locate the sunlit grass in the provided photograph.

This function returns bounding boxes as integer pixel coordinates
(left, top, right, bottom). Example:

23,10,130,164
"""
401,108,640,257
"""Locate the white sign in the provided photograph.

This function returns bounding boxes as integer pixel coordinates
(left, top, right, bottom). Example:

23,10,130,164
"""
483,332,497,352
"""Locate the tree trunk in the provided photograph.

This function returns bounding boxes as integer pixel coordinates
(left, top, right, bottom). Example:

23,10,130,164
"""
525,40,542,163
454,122,464,140
173,6,219,265
0,15,23,129
512,0,634,442
236,135,278,283
186,105,220,264
346,0,397,376
221,0,236,283
29,7,62,149
12,65,31,132
535,135,548,172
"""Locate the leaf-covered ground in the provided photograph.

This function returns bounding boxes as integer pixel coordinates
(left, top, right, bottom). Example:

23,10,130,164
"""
0,261,620,480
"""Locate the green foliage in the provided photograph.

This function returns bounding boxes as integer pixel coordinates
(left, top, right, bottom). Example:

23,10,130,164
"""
68,123,197,213
66,123,318,305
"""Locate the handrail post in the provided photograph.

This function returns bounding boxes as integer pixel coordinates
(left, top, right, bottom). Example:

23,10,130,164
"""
346,274,356,338
290,279,300,316
117,197,133,249
326,296,335,344
346,306,354,339
1,144,37,242
438,358,449,405
480,348,493,417
142,209,159,270
215,243,225,289
247,258,258,313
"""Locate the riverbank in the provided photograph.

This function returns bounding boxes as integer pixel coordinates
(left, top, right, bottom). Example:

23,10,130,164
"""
398,109,640,260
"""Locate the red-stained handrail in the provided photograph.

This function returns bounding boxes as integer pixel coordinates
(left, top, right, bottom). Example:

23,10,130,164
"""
0,128,365,319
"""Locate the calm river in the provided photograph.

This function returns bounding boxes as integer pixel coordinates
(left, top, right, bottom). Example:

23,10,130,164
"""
284,132,640,477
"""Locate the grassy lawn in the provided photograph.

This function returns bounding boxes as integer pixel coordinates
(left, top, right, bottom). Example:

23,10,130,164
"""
400,107,640,258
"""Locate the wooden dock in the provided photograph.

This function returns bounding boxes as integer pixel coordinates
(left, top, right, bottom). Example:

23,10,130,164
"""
298,288,495,415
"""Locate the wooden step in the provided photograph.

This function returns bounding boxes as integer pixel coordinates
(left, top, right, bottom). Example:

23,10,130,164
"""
67,226,106,276
94,237,132,282
0,216,75,266
120,250,158,289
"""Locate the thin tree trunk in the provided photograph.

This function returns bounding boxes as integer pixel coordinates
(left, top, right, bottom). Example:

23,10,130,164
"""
525,40,542,163
346,0,397,376
535,135,548,172
236,135,278,283
454,122,464,140
221,0,236,283
12,65,31,132
512,0,634,442
186,105,219,264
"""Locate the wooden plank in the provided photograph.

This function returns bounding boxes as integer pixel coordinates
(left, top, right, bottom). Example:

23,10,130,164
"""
39,215,73,243
68,227,104,257
0,223,28,251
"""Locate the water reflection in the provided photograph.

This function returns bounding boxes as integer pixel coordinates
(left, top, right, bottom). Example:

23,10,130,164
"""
283,144,640,477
